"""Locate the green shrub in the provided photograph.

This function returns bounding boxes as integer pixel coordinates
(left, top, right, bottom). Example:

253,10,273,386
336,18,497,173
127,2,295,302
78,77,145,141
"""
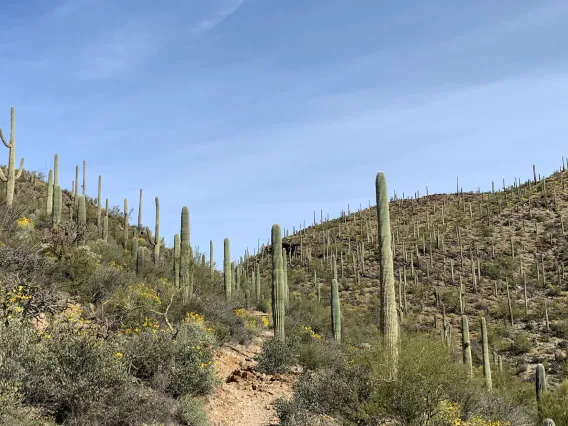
540,379,568,425
121,322,215,398
257,338,296,374
508,332,532,356
4,320,174,425
176,395,209,426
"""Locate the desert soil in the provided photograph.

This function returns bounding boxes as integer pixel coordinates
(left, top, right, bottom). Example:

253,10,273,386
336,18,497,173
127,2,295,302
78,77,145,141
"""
201,329,297,426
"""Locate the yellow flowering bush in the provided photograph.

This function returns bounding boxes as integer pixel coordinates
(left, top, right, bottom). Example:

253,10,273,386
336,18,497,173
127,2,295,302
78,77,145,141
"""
301,325,322,340
234,308,268,333
435,401,511,426
1,284,31,321
16,216,33,230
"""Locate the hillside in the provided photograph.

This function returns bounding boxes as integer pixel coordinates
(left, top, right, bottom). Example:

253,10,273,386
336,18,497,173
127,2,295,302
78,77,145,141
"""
261,162,568,388
1,136,567,425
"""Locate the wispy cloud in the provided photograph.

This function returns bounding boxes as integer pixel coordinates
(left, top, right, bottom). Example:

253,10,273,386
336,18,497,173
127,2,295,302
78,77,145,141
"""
194,0,245,34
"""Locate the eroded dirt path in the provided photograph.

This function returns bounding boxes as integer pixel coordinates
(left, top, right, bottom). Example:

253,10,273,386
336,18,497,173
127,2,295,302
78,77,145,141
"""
201,329,297,426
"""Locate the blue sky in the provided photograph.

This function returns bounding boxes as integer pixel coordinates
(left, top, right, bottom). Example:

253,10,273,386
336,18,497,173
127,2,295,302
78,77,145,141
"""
2,1,568,264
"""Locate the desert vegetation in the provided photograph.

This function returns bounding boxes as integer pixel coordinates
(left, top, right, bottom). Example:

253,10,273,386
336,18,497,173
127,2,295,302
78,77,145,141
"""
1,105,567,425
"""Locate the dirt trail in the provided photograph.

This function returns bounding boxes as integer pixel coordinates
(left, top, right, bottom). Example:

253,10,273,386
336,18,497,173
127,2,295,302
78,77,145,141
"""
201,329,297,426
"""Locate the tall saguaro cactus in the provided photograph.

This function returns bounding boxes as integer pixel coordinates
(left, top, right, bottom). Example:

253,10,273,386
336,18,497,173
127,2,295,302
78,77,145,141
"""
461,315,473,378
271,224,285,341
536,363,546,410
180,206,192,297
224,238,231,300
53,185,62,225
481,317,492,391
146,197,161,264
53,153,59,187
46,170,54,216
82,160,86,195
375,172,399,376
0,107,24,207
331,278,341,342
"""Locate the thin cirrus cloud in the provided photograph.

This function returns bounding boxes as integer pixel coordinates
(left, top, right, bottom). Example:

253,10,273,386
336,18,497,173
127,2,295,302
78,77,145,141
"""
1,0,567,259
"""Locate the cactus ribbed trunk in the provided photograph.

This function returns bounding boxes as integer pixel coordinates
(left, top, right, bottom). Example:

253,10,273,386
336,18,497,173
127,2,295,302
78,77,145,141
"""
0,107,24,208
461,315,473,378
224,238,231,300
536,363,546,408
53,154,59,187
82,160,86,196
331,278,341,342
271,224,285,341
375,172,399,377
46,170,53,216
53,186,62,225
481,317,492,391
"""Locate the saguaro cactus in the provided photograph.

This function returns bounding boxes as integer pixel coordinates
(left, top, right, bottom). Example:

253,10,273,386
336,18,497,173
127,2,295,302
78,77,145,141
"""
331,278,341,342
82,160,86,195
375,172,399,376
0,106,24,207
536,363,546,404
53,185,62,225
481,317,492,391
146,197,161,264
46,170,54,216
271,224,285,341
180,206,192,297
224,238,231,300
461,315,473,378
53,153,59,187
